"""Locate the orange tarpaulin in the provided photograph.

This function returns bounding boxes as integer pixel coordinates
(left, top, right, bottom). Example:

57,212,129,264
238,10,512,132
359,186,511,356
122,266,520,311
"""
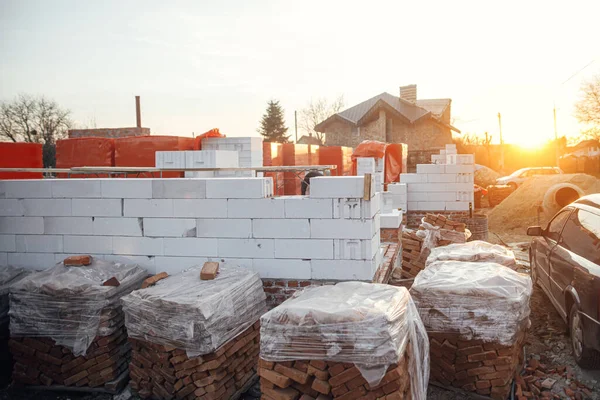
194,128,226,150
351,140,408,184
56,138,115,178
319,146,353,176
263,142,285,195
0,142,43,179
282,144,320,195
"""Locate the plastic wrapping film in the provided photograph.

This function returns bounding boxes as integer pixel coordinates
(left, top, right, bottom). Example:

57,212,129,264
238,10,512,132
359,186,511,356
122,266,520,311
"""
425,240,517,269
260,282,430,399
416,219,471,263
121,264,266,358
9,259,147,356
410,261,532,345
0,266,28,320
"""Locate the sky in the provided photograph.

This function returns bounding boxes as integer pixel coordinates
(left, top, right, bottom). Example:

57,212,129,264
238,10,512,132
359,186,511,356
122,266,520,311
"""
1,0,599,147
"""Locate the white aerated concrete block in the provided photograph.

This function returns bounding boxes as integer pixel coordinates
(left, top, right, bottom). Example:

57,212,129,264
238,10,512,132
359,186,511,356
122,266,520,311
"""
7,253,57,270
0,199,24,216
185,150,239,169
399,173,425,184
155,151,186,169
217,239,274,258
273,239,333,259
217,258,253,270
311,259,375,280
113,237,164,256
228,198,285,218
388,183,407,195
197,219,252,238
0,253,6,266
185,171,214,178
93,218,142,236
333,194,379,219
310,176,374,199
163,238,218,257
446,144,457,151
172,199,228,218
407,183,448,192
381,193,394,214
205,178,271,199
253,219,310,238
334,237,378,260
154,256,208,276
445,165,474,174
0,217,45,235
356,158,376,175
417,202,446,211
380,210,402,229
428,192,460,202
152,179,207,199
72,199,121,217
283,197,333,219
457,191,475,202
445,202,470,211
431,154,446,164
124,199,173,217
426,174,458,183
457,173,474,183
310,219,376,239
0,235,16,252
100,179,153,199
253,259,311,279
15,235,62,253
52,180,101,198
64,236,113,254
22,199,72,217
1,180,52,198
143,218,197,237
445,148,457,155
447,183,474,192
416,164,446,174
43,217,93,234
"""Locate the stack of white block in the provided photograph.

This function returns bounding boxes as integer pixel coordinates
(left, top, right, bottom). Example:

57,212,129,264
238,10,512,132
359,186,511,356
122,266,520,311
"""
400,144,475,211
356,157,384,193
0,176,380,281
155,150,240,178
201,137,263,177
380,183,407,229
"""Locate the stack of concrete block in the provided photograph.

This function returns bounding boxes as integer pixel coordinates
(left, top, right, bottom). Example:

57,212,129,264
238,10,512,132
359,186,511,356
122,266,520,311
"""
202,137,263,177
0,176,380,282
401,145,474,212
356,157,384,193
155,150,239,178
380,183,407,230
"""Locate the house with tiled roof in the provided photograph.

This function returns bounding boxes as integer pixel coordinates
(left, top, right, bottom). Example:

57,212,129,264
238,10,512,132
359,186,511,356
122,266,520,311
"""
315,85,460,169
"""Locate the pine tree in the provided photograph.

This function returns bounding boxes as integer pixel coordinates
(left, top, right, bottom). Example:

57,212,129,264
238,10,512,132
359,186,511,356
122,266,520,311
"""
258,100,290,143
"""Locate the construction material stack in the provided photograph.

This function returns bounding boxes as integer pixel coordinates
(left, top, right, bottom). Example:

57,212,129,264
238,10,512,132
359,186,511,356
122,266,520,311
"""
425,241,517,269
410,261,532,399
121,264,267,400
0,266,27,385
259,282,429,400
8,257,147,391
202,137,263,177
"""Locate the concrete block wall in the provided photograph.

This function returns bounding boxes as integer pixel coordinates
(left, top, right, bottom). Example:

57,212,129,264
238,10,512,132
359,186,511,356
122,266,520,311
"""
0,176,380,281
201,137,263,177
400,144,474,211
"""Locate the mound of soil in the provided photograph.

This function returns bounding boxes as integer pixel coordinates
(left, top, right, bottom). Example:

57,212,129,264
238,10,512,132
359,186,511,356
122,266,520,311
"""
474,164,501,187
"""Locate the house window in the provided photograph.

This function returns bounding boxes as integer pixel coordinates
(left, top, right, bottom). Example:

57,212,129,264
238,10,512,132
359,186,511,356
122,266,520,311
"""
352,126,360,137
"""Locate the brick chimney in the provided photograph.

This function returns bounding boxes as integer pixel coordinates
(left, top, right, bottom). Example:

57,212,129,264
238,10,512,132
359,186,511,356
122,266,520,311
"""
400,84,417,103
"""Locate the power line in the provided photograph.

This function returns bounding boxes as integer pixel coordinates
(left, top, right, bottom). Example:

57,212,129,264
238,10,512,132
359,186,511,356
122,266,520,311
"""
561,59,596,86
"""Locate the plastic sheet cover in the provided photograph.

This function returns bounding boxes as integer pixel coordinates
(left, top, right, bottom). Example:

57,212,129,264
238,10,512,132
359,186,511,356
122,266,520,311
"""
9,259,147,356
121,265,266,357
260,282,429,399
426,240,517,269
410,261,532,345
0,266,28,320
417,218,471,262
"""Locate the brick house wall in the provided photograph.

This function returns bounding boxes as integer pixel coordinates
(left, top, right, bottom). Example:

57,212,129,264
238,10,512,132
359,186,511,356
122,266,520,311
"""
68,127,150,139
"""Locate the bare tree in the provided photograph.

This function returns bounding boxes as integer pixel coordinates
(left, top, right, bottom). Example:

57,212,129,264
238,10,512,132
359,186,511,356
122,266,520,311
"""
299,95,344,145
0,94,72,167
575,75,600,126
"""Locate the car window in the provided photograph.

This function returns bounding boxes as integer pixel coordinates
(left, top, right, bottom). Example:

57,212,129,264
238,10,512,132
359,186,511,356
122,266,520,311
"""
546,209,572,242
560,210,600,264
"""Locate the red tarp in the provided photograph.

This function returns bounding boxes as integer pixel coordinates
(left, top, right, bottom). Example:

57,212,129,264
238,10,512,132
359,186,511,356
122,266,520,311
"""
352,140,408,185
282,144,320,195
318,146,353,176
0,142,43,179
56,138,115,178
194,128,226,150
115,136,195,178
263,142,285,196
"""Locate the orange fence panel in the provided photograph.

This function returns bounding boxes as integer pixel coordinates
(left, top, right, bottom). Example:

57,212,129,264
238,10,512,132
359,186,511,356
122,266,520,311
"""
0,142,43,179
318,146,353,176
282,144,320,195
56,138,115,178
263,142,284,195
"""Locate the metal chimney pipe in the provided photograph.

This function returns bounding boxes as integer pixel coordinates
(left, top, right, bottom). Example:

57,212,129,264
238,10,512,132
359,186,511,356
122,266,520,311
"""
135,96,141,128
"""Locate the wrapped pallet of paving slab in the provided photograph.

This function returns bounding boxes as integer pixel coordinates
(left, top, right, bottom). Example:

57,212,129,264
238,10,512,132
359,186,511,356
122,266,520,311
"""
0,266,28,386
425,241,517,269
121,265,267,400
259,281,429,400
410,261,532,400
8,258,147,392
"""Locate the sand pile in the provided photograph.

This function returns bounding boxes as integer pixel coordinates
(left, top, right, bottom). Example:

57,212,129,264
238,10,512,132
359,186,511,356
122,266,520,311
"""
474,164,501,187
488,173,600,233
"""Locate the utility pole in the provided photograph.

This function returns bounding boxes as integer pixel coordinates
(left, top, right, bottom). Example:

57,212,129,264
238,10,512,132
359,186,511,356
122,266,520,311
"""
294,111,298,143
498,112,504,171
553,105,559,166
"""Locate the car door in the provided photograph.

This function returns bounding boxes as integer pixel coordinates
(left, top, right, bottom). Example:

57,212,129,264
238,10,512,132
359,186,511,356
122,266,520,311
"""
535,208,572,291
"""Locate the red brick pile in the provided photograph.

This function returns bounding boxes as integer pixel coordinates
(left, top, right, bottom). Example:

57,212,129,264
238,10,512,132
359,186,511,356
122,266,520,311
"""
398,229,424,279
128,321,260,400
259,355,411,400
516,359,594,399
372,243,400,284
10,325,129,391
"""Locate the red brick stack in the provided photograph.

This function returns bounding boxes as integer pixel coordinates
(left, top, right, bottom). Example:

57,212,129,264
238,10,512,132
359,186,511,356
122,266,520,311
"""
122,265,267,400
259,282,429,400
398,229,424,279
8,258,147,392
411,261,532,400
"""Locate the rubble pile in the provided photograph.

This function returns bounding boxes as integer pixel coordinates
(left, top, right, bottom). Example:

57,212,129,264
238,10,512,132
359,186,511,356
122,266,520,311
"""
8,258,147,391
121,265,266,400
411,261,533,400
516,359,595,399
259,282,429,399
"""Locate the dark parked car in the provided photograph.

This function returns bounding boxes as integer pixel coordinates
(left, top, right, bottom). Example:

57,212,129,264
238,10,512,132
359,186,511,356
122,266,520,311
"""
528,193,600,368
